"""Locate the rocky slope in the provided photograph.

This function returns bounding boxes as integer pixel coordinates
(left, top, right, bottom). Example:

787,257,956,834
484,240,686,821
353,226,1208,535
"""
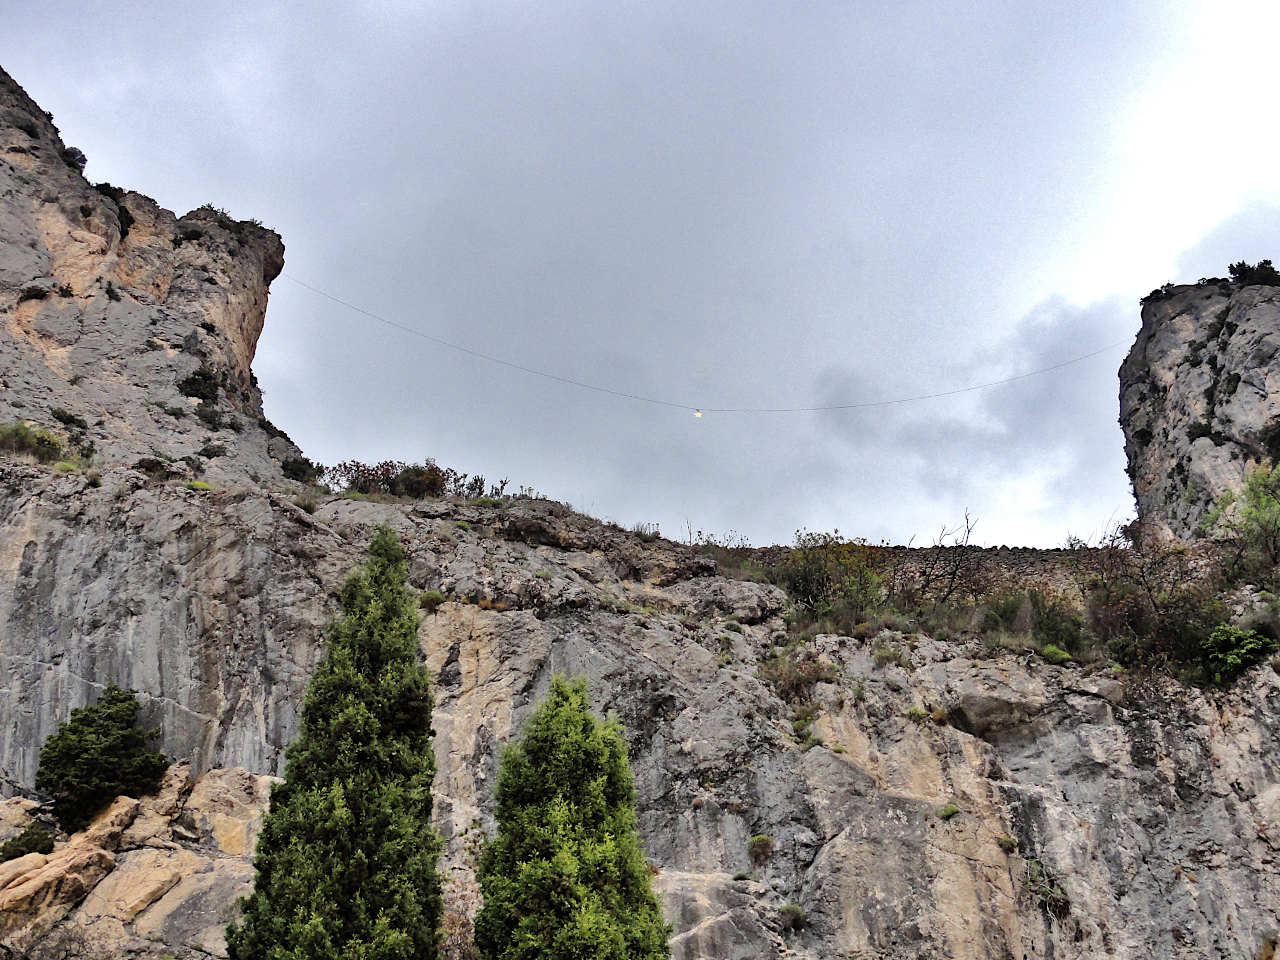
2,67,1279,959
0,764,270,958
1120,278,1280,538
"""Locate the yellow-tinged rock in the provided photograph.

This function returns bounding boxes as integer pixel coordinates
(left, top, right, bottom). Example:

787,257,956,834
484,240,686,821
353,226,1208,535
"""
72,796,139,852
0,851,48,891
0,844,115,945
79,847,203,922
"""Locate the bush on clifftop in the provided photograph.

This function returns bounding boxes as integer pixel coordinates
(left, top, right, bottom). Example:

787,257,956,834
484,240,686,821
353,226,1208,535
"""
1228,259,1280,287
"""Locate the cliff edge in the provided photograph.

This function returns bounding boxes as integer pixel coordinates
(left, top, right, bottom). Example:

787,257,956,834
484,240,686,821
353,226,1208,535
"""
1120,276,1280,538
0,66,305,488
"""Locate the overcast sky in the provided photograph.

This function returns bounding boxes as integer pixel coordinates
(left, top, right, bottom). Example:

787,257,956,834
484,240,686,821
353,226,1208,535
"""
6,1,1279,545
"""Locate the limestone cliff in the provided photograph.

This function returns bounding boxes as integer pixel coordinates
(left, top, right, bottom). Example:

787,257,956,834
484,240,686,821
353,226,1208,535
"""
1120,278,1280,538
2,68,1279,960
0,66,304,489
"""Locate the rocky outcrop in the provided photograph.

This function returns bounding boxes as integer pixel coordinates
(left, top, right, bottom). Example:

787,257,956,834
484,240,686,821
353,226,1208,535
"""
2,67,1279,959
1120,279,1280,538
0,66,304,489
0,763,270,958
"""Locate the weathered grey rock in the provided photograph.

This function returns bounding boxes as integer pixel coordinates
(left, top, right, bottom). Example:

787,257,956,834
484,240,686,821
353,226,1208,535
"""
8,576,1278,959
1120,279,1280,538
0,66,306,490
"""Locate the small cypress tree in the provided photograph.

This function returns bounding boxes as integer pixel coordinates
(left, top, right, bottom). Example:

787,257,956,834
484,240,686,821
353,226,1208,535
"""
227,528,443,960
474,676,670,960
35,684,168,832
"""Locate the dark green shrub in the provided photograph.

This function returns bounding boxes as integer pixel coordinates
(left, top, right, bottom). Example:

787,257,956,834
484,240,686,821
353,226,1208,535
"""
1259,421,1280,466
1200,624,1276,686
196,404,224,430
0,422,64,463
60,146,87,172
771,530,886,619
758,648,837,702
791,702,821,742
474,676,670,960
0,823,55,862
35,685,168,833
778,904,806,933
324,459,501,500
747,834,773,863
983,592,1025,632
1029,591,1082,653
395,463,447,498
420,589,447,615
1074,525,1228,675
281,456,320,483
177,366,220,404
1228,259,1280,287
50,408,87,431
227,528,443,959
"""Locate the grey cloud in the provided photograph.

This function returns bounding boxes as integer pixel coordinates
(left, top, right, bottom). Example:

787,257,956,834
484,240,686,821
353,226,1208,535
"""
0,0,1253,546
815,296,1137,542
1174,205,1280,282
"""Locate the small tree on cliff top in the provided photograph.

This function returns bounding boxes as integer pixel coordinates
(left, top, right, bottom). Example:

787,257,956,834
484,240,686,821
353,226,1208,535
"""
227,527,442,960
474,676,670,960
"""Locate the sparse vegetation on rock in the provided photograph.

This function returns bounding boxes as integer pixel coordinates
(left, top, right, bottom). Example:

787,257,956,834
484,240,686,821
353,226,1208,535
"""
0,422,63,463
0,823,54,863
1227,259,1280,287
324,458,504,500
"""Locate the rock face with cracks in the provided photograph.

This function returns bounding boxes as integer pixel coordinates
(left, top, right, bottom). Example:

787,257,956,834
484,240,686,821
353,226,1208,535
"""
1120,279,1280,538
0,66,303,489
0,763,270,958
1,67,1278,960
4,473,1280,960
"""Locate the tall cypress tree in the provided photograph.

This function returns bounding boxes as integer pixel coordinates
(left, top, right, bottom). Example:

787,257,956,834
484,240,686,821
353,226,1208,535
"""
227,527,442,960
474,676,670,960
